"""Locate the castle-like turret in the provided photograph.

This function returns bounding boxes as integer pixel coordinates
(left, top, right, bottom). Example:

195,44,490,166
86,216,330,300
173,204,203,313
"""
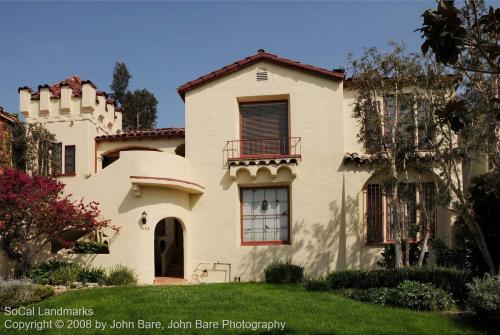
19,76,122,185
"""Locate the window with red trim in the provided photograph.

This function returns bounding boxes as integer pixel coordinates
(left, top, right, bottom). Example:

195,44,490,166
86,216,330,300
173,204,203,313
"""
366,182,436,244
240,101,289,156
241,187,289,244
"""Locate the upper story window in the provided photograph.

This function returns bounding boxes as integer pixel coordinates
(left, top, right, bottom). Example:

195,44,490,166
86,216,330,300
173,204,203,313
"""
240,101,289,157
64,145,76,174
383,95,432,150
53,143,62,175
241,186,290,245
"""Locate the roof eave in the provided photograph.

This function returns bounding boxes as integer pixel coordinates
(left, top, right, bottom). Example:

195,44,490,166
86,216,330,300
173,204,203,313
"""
177,52,345,101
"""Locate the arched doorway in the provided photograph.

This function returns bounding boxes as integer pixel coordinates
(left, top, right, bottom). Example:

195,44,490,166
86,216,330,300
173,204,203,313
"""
154,218,184,278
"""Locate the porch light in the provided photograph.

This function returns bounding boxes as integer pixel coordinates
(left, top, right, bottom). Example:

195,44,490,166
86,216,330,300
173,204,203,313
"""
141,211,147,225
261,200,269,211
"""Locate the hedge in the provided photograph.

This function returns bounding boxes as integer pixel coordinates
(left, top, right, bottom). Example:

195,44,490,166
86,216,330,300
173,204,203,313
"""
326,267,472,301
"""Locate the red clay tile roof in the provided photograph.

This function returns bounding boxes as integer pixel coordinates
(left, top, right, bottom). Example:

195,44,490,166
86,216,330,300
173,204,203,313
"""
25,76,114,105
0,107,17,124
95,128,185,142
343,152,435,164
177,49,345,100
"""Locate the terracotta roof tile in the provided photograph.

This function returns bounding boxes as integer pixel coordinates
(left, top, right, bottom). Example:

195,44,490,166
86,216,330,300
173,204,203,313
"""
0,107,17,124
95,128,185,142
343,151,435,165
26,76,114,106
177,49,345,100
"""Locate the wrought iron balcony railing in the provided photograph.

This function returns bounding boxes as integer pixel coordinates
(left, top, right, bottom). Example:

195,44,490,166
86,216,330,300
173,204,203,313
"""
224,137,301,161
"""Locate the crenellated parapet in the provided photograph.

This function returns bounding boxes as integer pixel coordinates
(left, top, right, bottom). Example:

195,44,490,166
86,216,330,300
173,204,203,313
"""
18,76,122,134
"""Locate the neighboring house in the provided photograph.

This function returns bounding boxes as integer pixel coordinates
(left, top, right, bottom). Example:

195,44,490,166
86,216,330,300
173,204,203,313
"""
3,50,455,283
0,107,17,168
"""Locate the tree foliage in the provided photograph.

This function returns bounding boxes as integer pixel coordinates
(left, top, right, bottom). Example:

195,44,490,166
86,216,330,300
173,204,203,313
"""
0,121,13,168
110,62,158,130
348,42,450,268
11,121,27,171
0,168,115,275
417,0,499,272
418,0,500,166
24,124,57,177
123,89,158,130
110,62,131,108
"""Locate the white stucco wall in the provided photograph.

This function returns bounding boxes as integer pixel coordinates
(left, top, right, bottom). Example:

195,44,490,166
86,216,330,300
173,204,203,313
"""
184,61,375,282
1,61,456,283
61,150,200,284
96,137,184,172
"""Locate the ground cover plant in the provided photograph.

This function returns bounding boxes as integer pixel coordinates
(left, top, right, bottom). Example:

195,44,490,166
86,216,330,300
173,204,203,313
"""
0,280,54,311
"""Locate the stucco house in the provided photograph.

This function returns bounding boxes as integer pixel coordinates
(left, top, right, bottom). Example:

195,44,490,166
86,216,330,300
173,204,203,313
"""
7,50,455,284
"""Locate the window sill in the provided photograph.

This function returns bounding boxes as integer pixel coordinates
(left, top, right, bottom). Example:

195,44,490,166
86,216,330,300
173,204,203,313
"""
57,173,76,177
241,241,290,246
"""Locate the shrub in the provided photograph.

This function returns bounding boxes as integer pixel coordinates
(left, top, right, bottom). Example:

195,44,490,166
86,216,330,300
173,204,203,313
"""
50,264,82,286
344,287,392,305
468,169,500,272
29,259,74,284
327,270,362,289
344,281,454,311
377,242,428,268
326,267,471,301
304,277,329,291
466,273,500,319
0,281,54,311
390,280,454,311
73,241,109,254
106,265,138,286
264,261,304,284
77,266,106,284
431,238,461,268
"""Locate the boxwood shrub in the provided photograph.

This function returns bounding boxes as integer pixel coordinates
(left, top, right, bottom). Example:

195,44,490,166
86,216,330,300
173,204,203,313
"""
304,277,329,291
327,267,471,301
264,261,304,284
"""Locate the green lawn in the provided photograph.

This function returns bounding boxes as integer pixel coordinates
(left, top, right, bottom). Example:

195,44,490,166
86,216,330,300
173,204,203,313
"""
0,283,481,335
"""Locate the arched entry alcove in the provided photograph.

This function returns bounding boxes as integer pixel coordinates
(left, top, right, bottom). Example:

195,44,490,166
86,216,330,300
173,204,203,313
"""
154,218,184,278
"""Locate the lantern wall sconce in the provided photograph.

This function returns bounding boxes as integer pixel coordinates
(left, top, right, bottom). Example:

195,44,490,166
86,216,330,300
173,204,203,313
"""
141,211,147,225
261,200,269,211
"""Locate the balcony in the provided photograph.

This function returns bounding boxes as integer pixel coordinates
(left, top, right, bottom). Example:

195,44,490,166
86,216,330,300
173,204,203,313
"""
225,137,301,162
224,137,301,180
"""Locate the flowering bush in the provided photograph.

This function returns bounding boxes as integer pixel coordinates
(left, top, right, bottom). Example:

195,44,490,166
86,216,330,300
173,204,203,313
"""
0,168,116,275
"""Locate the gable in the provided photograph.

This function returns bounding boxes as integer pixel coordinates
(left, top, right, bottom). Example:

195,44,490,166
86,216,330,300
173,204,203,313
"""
177,49,344,100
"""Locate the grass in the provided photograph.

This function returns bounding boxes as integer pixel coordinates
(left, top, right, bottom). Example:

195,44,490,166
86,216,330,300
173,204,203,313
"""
0,283,481,335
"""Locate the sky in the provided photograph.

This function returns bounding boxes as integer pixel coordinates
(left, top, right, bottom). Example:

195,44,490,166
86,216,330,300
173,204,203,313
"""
0,1,452,128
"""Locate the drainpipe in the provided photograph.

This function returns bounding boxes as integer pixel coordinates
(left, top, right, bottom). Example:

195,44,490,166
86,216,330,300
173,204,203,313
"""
213,262,231,282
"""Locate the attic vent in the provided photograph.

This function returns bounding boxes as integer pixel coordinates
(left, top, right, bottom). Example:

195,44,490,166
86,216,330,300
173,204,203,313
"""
256,67,268,81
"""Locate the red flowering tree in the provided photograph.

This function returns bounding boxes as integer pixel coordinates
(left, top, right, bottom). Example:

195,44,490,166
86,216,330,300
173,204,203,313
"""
0,168,112,275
